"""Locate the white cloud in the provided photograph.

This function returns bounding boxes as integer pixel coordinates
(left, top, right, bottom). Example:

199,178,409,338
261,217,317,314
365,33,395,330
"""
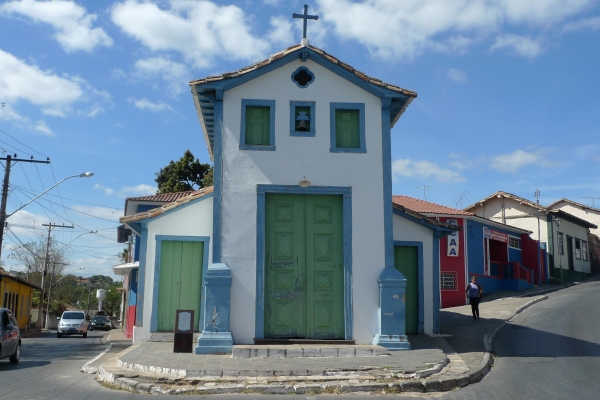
563,16,600,32
490,34,544,58
111,0,270,68
0,48,82,110
267,16,294,46
0,0,113,52
129,97,173,112
72,205,120,221
490,148,554,173
447,68,467,83
134,56,189,94
119,184,157,197
392,159,465,183
34,120,54,136
5,209,50,237
94,183,115,196
315,0,593,60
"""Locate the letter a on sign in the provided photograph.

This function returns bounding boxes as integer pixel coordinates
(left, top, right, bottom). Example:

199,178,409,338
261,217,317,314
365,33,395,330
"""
447,219,459,257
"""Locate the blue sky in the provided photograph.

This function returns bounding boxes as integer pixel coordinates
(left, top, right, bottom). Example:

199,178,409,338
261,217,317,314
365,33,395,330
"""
0,0,599,277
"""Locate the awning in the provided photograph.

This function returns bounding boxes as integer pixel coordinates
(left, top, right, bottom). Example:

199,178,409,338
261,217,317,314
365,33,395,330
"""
112,261,139,276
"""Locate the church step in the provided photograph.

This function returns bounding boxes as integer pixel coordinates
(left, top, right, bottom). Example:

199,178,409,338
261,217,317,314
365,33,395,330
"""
232,345,388,358
149,332,202,342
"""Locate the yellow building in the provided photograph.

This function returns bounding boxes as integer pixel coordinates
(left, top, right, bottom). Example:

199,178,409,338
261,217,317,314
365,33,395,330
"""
0,271,41,330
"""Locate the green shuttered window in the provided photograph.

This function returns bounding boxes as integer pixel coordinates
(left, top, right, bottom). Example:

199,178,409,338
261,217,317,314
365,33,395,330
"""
329,102,366,153
335,109,359,148
240,99,276,150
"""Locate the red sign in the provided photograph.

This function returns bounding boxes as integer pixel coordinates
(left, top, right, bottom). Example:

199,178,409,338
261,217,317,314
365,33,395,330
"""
483,227,508,243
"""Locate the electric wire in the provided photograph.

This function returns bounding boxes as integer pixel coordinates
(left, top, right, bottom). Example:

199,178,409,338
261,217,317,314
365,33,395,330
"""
13,185,121,210
0,127,49,158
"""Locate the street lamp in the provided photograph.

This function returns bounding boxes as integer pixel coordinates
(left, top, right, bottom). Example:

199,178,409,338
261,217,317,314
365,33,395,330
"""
555,217,562,286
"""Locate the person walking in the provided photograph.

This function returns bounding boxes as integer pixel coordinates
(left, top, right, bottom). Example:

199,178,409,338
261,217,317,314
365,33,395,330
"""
466,276,483,321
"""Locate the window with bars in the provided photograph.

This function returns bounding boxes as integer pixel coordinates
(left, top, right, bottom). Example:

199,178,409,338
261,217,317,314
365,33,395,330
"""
509,236,521,249
441,272,457,290
583,241,589,261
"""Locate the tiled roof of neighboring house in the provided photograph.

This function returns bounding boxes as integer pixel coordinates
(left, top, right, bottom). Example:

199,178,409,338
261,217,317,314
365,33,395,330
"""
464,191,545,211
190,43,417,161
392,203,462,231
121,186,214,224
0,272,42,290
124,190,201,217
547,209,597,229
547,198,600,213
392,196,475,216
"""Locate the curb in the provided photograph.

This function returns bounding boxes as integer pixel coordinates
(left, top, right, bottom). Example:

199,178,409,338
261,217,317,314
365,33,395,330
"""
92,295,550,395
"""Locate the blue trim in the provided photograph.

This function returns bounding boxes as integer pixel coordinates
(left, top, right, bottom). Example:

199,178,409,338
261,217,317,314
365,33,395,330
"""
255,185,353,340
394,241,424,334
135,224,148,327
381,103,393,270
240,99,276,151
290,101,316,137
213,98,223,263
150,235,210,332
329,102,366,153
432,233,442,333
290,66,315,88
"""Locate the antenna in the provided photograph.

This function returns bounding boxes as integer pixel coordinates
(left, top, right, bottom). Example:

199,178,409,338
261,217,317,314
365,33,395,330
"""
416,186,433,201
455,190,474,209
581,196,600,208
534,189,541,205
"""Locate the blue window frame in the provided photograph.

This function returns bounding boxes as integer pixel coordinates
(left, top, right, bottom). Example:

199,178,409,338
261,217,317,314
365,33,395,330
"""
240,99,276,151
290,101,316,137
329,102,366,153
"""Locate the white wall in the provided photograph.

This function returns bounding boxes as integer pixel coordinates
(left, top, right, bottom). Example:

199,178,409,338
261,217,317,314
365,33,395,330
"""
133,197,213,343
553,202,600,236
221,58,386,344
551,216,591,273
392,214,434,334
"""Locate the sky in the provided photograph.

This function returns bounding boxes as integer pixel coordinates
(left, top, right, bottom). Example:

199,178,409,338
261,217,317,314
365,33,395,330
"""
0,0,599,277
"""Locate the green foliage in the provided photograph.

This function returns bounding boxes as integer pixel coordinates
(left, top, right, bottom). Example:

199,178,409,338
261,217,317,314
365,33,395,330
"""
155,149,213,194
118,247,129,263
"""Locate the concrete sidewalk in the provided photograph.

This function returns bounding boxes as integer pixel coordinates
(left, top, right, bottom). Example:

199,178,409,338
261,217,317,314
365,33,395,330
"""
88,282,579,395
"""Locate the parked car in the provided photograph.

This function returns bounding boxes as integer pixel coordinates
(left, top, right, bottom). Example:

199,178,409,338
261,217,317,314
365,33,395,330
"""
57,311,88,338
0,308,20,363
90,315,112,331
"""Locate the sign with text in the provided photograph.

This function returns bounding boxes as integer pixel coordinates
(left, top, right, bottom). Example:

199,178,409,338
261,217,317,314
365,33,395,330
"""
483,227,508,243
447,219,459,257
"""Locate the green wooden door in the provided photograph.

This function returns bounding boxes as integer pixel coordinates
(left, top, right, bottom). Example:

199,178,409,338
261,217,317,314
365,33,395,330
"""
394,246,418,335
157,241,203,331
265,194,344,339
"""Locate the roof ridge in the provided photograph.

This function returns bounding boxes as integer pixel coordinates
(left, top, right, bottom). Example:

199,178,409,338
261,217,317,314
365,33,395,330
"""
392,195,475,215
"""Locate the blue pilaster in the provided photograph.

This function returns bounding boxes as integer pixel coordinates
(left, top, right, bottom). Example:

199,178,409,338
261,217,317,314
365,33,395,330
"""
195,263,234,354
373,268,410,350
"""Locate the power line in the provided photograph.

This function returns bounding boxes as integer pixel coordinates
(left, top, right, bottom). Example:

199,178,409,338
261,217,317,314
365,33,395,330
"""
13,185,121,210
0,127,49,158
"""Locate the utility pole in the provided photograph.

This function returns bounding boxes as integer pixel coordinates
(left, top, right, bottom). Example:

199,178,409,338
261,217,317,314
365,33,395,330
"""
0,155,51,262
37,223,73,331
535,189,542,286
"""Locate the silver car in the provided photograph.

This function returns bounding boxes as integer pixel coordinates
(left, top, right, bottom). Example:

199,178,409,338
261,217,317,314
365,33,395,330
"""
57,311,88,338
0,308,20,363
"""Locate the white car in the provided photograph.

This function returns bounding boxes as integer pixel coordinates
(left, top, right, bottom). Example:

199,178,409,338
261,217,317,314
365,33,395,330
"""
57,311,89,338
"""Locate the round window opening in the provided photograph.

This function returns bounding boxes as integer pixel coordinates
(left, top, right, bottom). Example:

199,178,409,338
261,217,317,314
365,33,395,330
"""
291,67,315,88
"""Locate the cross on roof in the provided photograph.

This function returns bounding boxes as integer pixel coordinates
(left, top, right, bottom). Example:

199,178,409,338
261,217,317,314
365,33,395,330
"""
293,4,319,40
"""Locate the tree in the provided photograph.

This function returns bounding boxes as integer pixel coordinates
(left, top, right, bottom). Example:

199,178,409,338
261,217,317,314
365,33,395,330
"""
118,247,129,263
155,150,213,194
8,236,68,288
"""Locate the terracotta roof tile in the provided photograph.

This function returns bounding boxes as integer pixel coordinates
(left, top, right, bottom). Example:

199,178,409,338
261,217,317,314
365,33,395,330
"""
126,191,198,203
121,186,214,224
392,196,475,216
464,191,545,211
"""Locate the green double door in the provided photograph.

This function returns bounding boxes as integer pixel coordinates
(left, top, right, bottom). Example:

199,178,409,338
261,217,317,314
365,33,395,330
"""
157,241,203,331
265,194,345,339
394,246,419,335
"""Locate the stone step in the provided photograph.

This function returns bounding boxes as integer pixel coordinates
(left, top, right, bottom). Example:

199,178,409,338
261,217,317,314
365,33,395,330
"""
232,345,388,358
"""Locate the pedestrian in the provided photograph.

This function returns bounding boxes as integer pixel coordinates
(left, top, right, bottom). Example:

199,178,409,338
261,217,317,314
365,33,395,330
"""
465,276,483,321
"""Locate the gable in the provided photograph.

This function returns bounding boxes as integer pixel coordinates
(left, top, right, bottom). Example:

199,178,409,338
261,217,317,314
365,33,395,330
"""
191,45,416,160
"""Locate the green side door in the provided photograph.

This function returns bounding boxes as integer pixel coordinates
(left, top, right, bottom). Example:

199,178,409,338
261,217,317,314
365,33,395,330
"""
157,240,204,331
265,194,344,339
394,246,419,335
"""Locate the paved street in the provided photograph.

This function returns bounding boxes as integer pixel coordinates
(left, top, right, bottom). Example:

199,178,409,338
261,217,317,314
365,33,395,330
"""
2,281,599,399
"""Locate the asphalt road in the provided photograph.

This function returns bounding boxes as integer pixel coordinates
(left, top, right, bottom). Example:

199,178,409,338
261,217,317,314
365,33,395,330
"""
1,281,598,400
